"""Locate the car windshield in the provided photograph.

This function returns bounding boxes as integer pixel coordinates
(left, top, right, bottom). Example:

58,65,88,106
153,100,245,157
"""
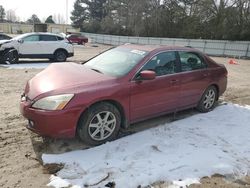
12,33,30,40
84,47,148,77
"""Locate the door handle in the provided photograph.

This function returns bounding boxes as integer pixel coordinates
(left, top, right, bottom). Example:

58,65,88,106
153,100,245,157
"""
170,79,179,84
203,73,210,77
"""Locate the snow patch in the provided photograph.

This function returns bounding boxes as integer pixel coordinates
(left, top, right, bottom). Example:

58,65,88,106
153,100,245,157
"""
42,104,250,188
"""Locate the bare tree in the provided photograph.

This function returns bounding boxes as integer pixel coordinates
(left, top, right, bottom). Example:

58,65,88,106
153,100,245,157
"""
6,9,18,22
0,5,5,21
53,14,66,24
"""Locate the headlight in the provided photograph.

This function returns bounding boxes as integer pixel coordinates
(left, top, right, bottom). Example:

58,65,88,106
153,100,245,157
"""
32,94,74,110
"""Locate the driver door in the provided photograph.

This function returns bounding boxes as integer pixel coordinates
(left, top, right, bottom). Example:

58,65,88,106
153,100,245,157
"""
19,35,41,56
129,51,181,122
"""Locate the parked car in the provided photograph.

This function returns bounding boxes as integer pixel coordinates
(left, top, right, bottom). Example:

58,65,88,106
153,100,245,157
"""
0,32,74,64
20,45,227,145
0,33,12,40
66,34,88,45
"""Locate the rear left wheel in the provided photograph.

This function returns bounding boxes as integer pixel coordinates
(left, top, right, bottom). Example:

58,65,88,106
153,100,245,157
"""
54,50,67,62
197,86,218,112
77,102,121,146
78,40,85,45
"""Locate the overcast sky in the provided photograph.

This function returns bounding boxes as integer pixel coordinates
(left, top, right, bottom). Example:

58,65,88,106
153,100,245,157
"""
0,0,75,24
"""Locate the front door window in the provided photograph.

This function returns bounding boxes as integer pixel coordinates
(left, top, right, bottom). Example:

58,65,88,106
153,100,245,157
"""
139,51,178,77
23,35,39,42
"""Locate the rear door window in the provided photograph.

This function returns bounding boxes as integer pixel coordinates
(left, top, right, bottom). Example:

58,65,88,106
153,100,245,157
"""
57,36,64,41
40,35,58,41
178,51,207,72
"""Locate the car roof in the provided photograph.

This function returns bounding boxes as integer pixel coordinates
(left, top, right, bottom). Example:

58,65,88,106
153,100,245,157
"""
12,32,65,41
29,32,63,37
16,32,64,38
119,44,201,53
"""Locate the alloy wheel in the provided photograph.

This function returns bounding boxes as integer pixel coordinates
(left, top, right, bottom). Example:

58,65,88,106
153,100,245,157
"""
55,51,67,62
4,51,18,64
88,111,116,141
203,89,216,109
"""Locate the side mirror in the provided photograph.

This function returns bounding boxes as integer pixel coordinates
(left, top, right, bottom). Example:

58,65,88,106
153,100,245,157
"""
18,39,24,44
139,70,156,80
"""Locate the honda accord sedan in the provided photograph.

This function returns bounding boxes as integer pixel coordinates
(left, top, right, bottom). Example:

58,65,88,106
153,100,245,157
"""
20,45,227,145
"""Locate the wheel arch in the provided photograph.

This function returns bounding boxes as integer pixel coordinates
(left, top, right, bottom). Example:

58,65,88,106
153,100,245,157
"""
210,83,219,100
3,47,18,54
54,48,69,56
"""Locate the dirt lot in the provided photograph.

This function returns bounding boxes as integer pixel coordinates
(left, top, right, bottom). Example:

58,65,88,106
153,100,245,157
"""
0,44,250,188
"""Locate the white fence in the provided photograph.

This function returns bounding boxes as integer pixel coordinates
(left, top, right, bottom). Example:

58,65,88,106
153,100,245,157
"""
82,32,250,58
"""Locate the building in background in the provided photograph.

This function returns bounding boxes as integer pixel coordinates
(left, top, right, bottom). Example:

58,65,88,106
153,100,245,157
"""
0,22,79,34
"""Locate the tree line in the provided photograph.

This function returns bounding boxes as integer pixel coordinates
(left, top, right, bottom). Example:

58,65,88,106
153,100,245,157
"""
71,0,250,40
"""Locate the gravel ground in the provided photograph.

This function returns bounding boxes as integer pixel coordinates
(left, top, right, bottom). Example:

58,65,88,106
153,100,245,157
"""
0,44,250,188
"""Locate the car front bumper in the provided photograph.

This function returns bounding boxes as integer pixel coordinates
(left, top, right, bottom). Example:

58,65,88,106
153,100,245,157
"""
20,100,82,138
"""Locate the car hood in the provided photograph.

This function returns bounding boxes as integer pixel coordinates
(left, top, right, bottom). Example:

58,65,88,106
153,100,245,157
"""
25,63,115,100
0,39,11,44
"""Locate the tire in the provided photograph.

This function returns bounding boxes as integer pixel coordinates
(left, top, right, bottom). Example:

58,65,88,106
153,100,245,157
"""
77,102,121,146
3,50,19,64
54,50,67,62
197,86,218,113
78,41,85,45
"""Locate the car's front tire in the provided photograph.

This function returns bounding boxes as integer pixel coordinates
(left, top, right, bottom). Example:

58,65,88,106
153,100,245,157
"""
3,50,19,64
54,50,67,62
77,102,121,146
197,85,218,112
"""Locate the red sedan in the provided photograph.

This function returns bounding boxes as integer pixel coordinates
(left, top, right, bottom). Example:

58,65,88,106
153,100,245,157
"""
20,45,227,145
66,34,88,45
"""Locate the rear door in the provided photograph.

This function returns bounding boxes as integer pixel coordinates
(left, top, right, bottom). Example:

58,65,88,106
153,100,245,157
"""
39,35,59,54
130,51,181,122
177,51,211,108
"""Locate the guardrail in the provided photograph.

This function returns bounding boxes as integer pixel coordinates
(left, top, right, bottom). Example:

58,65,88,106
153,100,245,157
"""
82,32,250,58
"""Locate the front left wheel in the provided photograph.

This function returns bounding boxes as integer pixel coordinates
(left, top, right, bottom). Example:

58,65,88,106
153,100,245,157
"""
77,102,121,146
3,50,19,64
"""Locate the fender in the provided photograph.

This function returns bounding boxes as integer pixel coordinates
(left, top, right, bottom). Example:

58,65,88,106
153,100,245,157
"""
8,48,18,55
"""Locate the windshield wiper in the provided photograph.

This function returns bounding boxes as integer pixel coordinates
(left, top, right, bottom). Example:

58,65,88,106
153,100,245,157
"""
91,68,103,74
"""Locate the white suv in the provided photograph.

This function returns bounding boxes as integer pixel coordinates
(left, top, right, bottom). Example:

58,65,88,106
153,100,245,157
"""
0,32,74,64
